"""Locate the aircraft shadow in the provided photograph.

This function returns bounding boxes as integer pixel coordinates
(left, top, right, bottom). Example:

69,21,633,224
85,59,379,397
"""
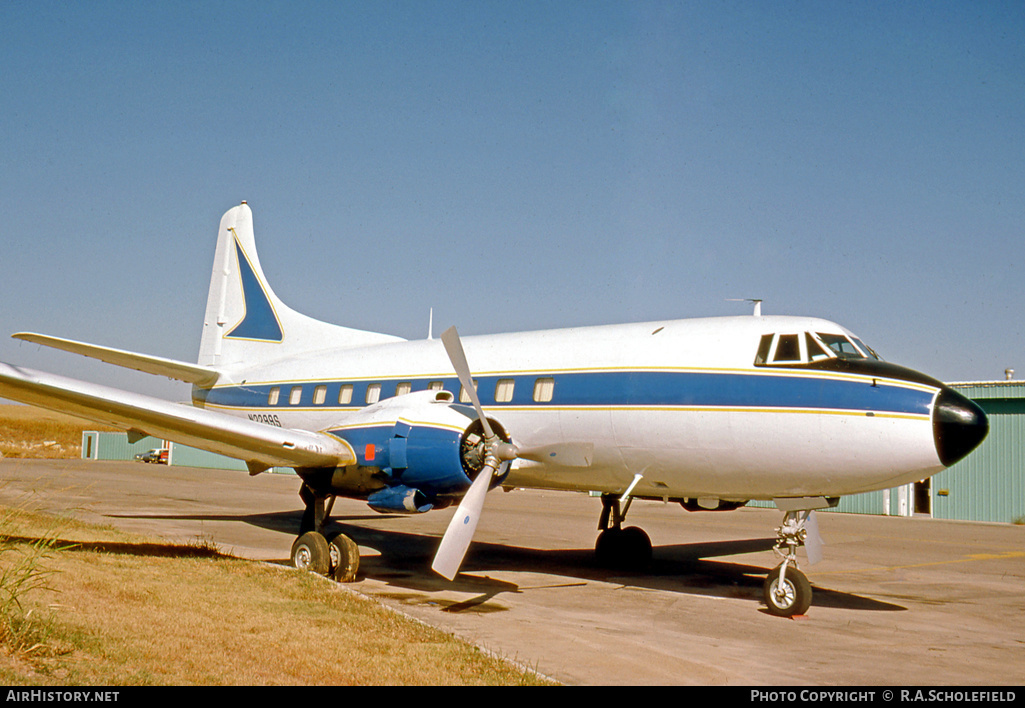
3,535,230,559
342,524,904,614
104,508,905,613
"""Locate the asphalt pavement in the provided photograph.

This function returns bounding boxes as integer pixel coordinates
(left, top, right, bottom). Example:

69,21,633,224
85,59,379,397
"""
1,458,1022,686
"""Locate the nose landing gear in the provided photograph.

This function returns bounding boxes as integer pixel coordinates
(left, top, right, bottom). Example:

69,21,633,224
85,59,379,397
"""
763,509,820,617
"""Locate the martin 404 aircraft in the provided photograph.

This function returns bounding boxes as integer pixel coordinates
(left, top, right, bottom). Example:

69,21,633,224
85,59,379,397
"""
0,202,988,616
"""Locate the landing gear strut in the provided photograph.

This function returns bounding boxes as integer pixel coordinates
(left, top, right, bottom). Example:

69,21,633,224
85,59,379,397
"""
594,491,652,570
763,510,815,617
291,483,360,583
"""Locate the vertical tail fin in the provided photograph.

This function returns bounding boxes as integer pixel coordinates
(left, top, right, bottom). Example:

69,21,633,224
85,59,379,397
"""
198,202,403,369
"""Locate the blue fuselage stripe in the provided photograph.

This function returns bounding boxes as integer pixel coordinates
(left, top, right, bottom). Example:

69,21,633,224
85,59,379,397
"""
196,371,934,417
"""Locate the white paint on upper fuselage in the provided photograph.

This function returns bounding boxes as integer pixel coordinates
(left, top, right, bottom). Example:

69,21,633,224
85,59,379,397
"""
194,314,944,501
208,315,859,384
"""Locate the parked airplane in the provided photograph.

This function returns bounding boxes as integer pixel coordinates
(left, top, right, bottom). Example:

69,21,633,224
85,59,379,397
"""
0,202,988,616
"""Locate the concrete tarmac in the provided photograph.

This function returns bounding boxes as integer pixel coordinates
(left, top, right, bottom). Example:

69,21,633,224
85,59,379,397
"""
1,458,1022,686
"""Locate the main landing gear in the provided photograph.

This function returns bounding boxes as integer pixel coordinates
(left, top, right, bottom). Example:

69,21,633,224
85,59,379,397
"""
763,510,817,617
594,490,652,570
291,483,360,583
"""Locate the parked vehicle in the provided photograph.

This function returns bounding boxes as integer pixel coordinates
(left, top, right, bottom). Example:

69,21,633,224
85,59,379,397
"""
135,448,168,464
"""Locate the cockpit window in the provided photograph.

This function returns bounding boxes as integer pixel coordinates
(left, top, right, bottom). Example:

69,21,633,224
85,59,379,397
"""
806,333,831,361
816,333,861,358
850,336,881,360
816,333,880,360
773,334,801,363
754,331,881,367
755,334,773,365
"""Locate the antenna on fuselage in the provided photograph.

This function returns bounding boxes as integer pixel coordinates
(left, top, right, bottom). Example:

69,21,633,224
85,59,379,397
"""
427,308,434,340
727,298,763,316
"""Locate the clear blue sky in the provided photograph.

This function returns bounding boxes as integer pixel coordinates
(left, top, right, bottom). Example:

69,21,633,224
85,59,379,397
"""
2,1,1022,400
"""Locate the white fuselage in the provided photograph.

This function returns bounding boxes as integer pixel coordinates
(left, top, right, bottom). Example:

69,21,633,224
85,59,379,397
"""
195,315,945,502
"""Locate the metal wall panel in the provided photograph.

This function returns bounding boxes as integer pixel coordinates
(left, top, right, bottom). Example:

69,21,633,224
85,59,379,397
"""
82,431,163,460
931,404,1025,523
82,431,293,475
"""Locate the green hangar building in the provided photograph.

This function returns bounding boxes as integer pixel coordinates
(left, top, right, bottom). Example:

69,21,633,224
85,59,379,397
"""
83,379,1024,525
927,379,1024,524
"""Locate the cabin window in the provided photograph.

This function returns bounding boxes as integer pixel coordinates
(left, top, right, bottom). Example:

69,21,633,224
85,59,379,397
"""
289,386,303,405
268,387,280,405
338,384,354,405
533,377,555,403
395,382,412,397
366,383,381,404
459,380,478,403
495,378,515,403
428,381,445,392
313,385,327,405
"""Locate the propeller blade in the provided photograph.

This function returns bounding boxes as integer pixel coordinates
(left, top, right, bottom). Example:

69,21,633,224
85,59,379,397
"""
805,510,824,565
431,463,495,580
440,326,494,440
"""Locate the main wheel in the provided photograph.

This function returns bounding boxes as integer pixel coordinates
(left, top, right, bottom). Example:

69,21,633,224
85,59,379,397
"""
291,531,330,575
595,526,652,570
595,527,621,567
620,526,652,567
328,533,360,583
763,564,812,617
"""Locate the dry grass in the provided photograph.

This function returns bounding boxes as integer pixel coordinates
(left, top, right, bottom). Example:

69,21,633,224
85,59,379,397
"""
0,507,552,686
0,405,116,460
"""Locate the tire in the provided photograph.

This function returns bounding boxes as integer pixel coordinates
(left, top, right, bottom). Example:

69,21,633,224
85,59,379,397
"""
328,533,360,583
763,564,812,617
595,527,625,566
291,531,330,575
620,526,652,567
595,526,652,570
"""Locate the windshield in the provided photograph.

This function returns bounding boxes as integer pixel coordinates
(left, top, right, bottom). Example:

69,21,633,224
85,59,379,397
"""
850,336,881,360
755,331,883,368
816,333,880,360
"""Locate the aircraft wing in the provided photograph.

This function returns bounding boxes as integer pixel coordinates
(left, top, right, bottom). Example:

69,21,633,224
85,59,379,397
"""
12,332,220,386
0,362,355,473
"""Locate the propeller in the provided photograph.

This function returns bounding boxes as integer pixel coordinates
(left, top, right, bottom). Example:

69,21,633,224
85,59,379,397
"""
804,510,824,566
432,326,517,580
773,501,826,568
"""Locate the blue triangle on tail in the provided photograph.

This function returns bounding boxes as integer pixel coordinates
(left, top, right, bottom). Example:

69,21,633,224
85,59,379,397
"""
225,239,283,342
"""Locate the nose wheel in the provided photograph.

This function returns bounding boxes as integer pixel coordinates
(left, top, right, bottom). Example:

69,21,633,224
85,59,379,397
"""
763,509,817,617
764,563,812,617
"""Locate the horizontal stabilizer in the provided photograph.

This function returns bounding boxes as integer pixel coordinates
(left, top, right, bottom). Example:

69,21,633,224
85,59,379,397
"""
12,333,220,386
0,362,355,471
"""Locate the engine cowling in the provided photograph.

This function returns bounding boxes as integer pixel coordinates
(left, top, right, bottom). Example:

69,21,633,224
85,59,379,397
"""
325,390,511,512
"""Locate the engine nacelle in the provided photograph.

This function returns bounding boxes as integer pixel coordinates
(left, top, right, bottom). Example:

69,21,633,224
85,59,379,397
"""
326,390,511,510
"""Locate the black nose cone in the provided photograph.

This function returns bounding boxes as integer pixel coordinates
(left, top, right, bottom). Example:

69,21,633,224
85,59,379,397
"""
933,387,989,466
